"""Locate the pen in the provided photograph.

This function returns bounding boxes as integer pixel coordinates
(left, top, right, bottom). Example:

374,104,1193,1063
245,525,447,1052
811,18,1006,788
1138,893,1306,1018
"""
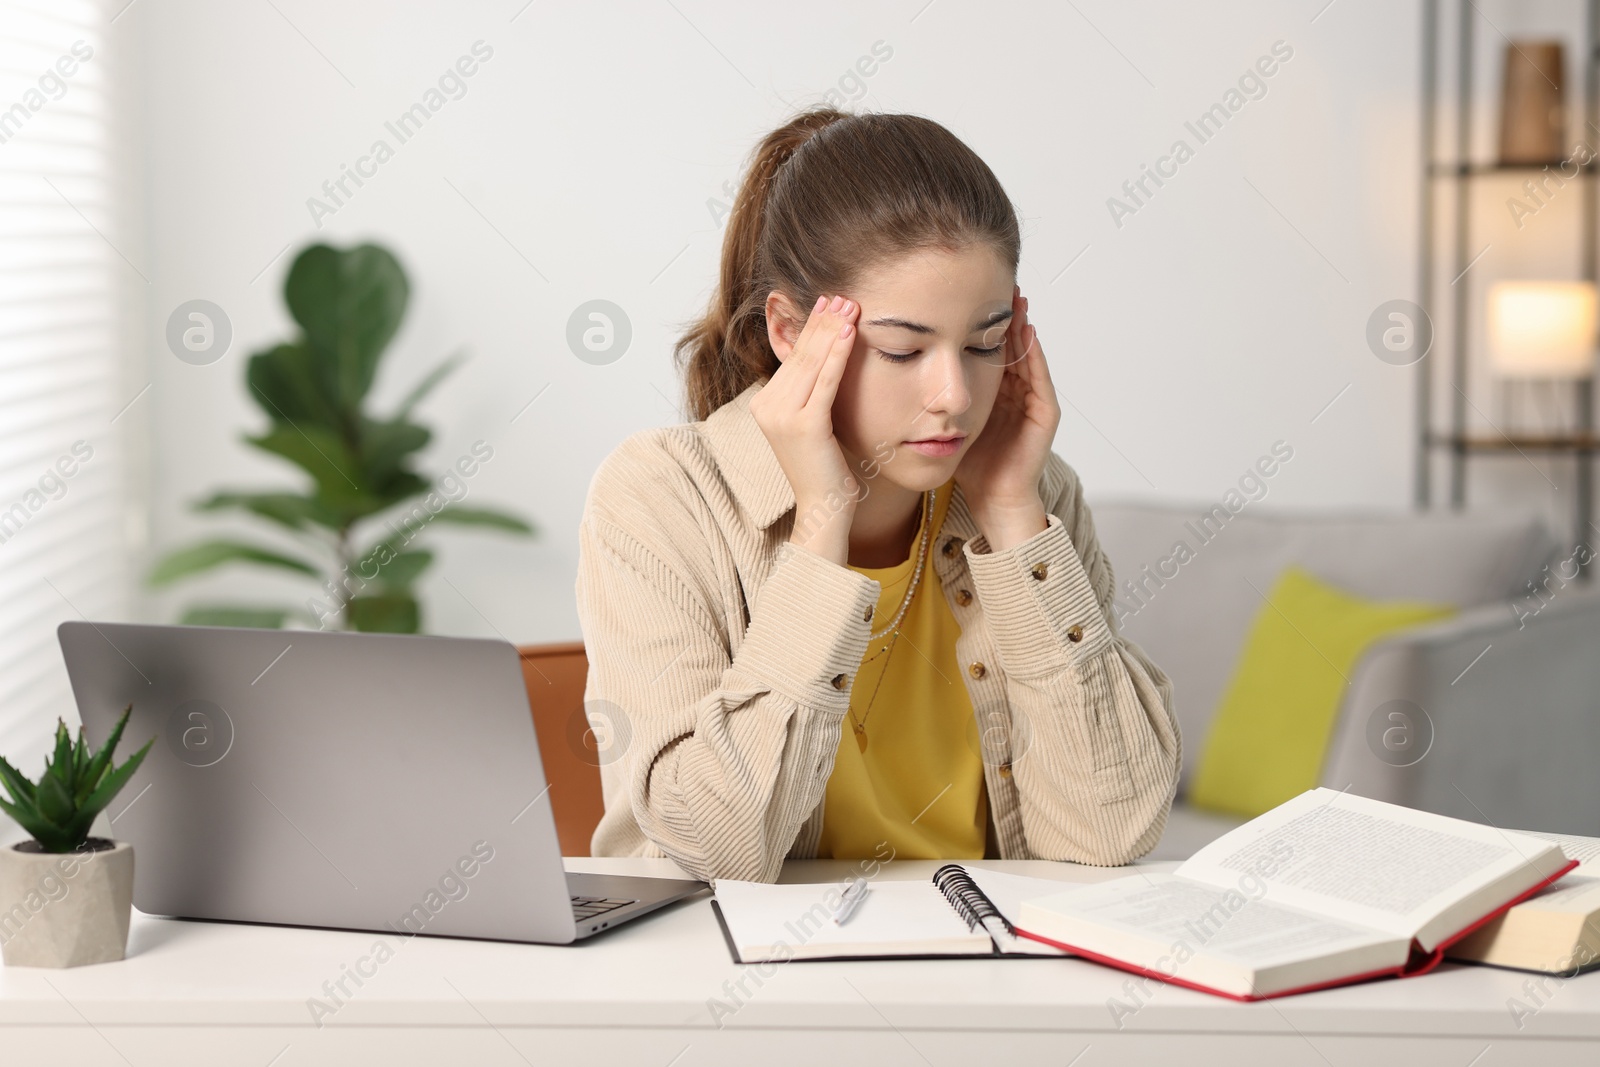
831,876,869,925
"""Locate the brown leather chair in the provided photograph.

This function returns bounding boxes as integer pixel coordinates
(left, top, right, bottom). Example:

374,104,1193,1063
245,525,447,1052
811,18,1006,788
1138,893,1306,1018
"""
516,641,605,856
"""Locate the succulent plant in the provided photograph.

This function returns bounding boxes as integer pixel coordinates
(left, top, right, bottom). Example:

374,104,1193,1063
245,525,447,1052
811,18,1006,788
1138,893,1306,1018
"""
0,705,153,853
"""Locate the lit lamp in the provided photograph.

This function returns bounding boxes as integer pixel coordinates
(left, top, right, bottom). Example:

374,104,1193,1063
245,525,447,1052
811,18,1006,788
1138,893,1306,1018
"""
1486,280,1597,433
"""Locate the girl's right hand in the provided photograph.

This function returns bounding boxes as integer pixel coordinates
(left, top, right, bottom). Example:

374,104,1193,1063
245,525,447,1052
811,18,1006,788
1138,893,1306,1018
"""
749,294,862,562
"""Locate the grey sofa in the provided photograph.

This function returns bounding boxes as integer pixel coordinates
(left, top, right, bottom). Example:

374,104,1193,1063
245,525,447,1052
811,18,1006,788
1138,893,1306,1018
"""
1088,498,1600,860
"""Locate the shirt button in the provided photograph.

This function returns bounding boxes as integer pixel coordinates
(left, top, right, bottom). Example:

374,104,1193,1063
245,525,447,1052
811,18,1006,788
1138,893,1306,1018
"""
955,588,972,606
831,673,850,690
998,761,1012,779
968,661,987,680
1067,624,1084,643
1030,562,1049,582
943,537,964,559
862,605,874,622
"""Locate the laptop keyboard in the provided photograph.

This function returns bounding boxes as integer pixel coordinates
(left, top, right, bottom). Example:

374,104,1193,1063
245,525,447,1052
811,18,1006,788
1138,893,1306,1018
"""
571,895,637,922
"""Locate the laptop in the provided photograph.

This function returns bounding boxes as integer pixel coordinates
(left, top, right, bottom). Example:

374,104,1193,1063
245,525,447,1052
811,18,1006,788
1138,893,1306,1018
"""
56,621,704,943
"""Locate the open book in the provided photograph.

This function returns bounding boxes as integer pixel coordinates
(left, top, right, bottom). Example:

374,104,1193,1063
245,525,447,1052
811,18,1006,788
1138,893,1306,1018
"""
1015,788,1577,1000
1446,829,1600,975
711,865,1074,962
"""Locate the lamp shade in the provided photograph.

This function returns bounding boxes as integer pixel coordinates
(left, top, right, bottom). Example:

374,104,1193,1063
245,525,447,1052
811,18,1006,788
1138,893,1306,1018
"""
1486,281,1598,378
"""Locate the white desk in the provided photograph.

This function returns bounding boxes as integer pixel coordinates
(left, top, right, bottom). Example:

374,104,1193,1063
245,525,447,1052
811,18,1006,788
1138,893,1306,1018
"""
3,856,1598,1065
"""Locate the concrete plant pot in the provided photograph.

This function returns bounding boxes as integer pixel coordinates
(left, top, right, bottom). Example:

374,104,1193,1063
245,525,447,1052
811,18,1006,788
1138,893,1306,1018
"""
0,837,133,968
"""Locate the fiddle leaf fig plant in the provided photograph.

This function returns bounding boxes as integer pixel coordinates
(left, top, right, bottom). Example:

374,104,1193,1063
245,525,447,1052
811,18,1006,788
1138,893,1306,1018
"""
0,706,154,854
147,242,536,632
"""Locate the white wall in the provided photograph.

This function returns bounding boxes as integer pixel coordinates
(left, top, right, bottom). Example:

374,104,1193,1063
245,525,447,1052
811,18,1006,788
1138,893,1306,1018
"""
114,0,1586,645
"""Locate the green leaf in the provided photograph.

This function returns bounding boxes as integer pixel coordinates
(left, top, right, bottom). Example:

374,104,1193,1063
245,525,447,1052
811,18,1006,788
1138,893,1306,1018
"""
347,593,419,633
51,719,71,784
245,425,367,507
179,605,295,628
194,490,334,533
358,417,431,490
367,473,433,513
77,704,131,804
77,737,155,825
246,342,344,431
61,815,100,852
369,549,432,591
284,244,409,412
431,505,537,535
395,349,467,420
340,544,433,593
0,753,36,805
35,771,73,826
0,793,63,852
147,540,321,587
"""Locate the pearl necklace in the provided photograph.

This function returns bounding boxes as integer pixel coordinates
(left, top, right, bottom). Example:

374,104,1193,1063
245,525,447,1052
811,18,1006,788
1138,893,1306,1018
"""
868,487,935,642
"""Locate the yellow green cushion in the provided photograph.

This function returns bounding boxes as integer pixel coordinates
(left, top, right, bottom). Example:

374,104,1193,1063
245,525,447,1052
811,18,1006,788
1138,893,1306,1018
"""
1188,565,1456,819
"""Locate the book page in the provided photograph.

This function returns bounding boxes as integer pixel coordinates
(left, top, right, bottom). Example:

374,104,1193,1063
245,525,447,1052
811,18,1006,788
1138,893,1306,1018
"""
1017,873,1407,996
1506,875,1600,912
1036,874,1391,962
1504,831,1600,911
1517,830,1600,872
1178,789,1570,943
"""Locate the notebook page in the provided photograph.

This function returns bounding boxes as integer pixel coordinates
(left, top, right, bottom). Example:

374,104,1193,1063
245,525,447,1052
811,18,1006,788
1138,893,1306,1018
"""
713,879,988,959
1177,789,1570,943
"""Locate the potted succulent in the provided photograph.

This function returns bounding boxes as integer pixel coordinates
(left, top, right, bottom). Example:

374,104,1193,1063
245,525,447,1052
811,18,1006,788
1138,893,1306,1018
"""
0,706,153,968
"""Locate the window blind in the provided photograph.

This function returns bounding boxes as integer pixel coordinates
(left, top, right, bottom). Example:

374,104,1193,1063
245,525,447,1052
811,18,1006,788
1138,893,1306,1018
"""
0,0,125,816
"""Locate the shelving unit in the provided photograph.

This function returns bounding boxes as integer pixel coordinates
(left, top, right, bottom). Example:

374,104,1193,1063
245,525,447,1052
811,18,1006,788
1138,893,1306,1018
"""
1416,0,1599,580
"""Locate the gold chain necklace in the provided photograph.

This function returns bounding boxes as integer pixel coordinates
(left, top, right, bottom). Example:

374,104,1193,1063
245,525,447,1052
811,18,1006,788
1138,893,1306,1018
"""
850,488,934,753
849,632,898,752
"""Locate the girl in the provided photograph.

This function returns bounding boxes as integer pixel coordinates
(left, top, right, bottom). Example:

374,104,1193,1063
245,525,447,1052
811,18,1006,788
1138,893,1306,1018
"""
575,107,1180,883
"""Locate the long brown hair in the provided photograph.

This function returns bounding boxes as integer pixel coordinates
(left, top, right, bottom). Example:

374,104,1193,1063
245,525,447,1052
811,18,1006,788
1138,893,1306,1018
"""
672,107,1022,422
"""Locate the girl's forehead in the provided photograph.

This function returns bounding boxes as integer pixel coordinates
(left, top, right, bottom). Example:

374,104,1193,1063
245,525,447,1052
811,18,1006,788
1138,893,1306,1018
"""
851,248,1013,315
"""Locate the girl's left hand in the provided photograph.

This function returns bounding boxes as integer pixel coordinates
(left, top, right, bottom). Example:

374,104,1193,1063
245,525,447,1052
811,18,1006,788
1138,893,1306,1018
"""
954,284,1060,523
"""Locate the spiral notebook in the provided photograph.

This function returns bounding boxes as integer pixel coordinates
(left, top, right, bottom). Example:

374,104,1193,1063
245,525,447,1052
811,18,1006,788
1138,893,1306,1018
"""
711,864,1075,962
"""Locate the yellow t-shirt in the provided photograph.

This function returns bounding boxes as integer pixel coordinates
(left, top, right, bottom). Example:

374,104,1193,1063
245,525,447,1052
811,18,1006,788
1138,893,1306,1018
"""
816,476,988,860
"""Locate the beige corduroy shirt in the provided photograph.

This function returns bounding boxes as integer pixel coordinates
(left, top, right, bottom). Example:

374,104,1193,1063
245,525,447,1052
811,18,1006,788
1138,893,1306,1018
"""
574,379,1181,883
